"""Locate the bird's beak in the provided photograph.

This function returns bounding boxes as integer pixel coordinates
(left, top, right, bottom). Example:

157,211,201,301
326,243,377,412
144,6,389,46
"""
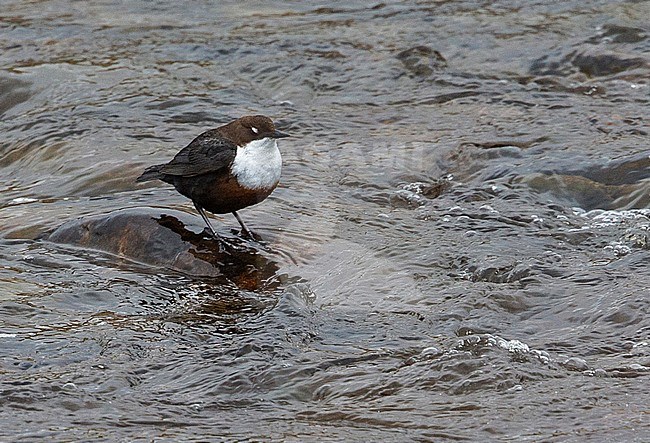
271,129,290,139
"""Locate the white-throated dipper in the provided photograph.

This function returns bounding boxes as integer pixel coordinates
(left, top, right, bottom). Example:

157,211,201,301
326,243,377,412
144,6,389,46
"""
137,115,289,239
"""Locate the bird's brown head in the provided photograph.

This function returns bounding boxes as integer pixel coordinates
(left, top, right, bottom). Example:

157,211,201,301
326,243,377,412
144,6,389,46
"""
219,115,290,147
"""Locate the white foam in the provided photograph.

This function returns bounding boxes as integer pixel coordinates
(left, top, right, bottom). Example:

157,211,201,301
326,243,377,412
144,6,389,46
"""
11,197,37,204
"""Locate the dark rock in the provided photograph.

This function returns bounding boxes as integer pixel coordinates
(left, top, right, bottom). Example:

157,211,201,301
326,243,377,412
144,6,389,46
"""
589,24,648,44
572,51,647,77
45,208,281,290
522,173,640,211
530,49,648,78
396,46,447,77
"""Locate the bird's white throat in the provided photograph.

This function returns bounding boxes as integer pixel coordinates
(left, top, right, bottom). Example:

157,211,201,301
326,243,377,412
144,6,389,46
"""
231,137,282,190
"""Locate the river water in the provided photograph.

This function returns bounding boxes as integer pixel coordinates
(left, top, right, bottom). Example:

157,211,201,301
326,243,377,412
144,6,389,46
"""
1,1,649,441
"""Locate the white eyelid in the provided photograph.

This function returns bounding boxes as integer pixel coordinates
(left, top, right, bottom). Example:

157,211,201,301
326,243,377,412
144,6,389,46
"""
251,127,259,134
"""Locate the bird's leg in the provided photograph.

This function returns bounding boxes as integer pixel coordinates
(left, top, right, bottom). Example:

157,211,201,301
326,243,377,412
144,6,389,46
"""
193,201,219,239
232,211,255,238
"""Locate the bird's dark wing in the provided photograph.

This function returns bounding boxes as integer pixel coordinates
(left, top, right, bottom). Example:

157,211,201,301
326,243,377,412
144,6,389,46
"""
158,130,237,177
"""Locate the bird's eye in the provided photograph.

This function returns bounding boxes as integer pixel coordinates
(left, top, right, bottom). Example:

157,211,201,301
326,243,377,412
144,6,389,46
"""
251,127,259,134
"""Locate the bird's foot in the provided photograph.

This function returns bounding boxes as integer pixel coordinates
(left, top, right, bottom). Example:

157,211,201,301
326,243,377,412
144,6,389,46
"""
198,228,225,252
240,228,263,242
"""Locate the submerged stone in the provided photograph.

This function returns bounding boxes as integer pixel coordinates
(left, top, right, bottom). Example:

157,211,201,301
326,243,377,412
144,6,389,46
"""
530,48,648,78
396,46,447,77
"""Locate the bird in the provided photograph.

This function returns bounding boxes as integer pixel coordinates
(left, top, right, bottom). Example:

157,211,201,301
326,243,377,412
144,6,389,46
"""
137,115,289,240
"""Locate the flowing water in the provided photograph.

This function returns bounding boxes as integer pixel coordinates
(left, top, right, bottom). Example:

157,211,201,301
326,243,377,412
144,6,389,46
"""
1,1,649,441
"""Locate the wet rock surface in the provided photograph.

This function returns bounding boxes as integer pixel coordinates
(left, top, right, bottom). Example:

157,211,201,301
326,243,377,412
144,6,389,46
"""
46,208,283,289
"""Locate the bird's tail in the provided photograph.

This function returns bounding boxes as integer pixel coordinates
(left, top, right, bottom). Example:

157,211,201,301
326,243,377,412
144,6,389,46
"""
136,164,164,182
